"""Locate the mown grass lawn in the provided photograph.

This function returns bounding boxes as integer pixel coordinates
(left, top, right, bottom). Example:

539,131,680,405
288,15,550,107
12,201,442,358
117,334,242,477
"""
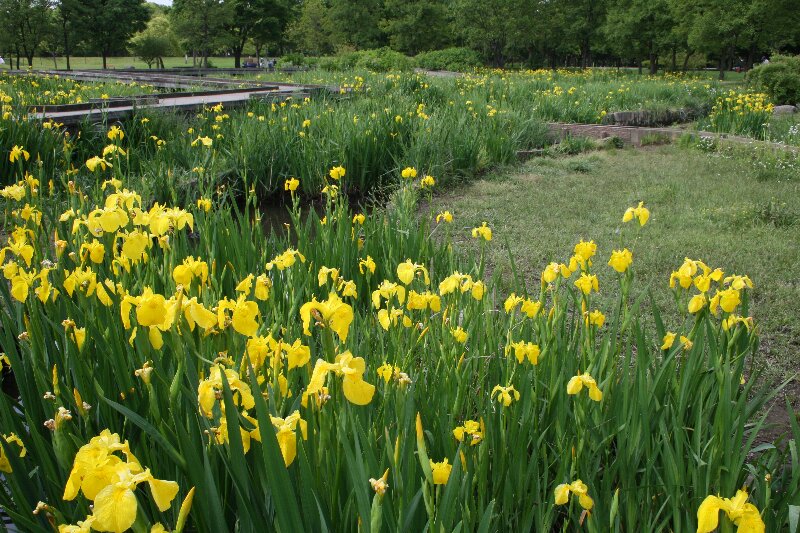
430,144,800,391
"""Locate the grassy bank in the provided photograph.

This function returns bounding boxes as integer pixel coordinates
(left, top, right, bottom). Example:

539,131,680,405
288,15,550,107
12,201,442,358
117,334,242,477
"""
429,144,800,387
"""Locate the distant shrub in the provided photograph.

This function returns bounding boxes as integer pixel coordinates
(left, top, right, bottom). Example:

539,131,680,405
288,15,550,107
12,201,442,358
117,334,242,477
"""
415,47,482,72
321,48,413,72
316,56,339,70
279,52,308,67
747,55,800,105
354,48,413,72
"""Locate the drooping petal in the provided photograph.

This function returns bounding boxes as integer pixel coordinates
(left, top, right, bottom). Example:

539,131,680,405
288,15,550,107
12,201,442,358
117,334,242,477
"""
147,476,180,512
91,484,138,533
696,495,723,533
554,484,570,505
342,376,376,405
566,376,583,395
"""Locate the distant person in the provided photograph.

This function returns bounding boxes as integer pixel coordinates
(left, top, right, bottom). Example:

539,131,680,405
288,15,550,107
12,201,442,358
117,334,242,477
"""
0,56,5,66
184,54,188,64
761,56,770,65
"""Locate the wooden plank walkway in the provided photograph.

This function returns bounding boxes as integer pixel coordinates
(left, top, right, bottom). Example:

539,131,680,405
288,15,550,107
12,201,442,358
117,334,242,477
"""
15,69,342,125
14,69,310,91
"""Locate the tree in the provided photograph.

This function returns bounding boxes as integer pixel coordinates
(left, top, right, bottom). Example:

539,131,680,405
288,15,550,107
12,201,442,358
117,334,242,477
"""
0,0,53,67
286,0,338,56
129,14,179,68
172,0,229,67
380,0,450,56
250,0,293,59
453,0,516,66
82,0,149,68
604,0,674,73
223,0,290,68
739,0,800,69
564,0,608,68
330,0,385,50
54,0,90,70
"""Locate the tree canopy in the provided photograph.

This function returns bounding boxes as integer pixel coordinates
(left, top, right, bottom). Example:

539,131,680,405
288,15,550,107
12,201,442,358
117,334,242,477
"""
0,0,797,74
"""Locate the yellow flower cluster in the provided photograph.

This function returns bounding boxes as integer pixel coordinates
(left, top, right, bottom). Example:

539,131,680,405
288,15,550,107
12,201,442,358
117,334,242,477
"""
62,430,180,533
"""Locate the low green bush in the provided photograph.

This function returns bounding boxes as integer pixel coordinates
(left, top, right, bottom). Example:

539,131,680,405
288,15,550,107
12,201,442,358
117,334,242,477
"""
318,48,413,72
415,47,482,72
747,55,800,105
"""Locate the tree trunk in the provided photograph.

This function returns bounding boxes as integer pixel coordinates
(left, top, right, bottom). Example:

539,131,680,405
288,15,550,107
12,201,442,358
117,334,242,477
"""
682,50,691,71
718,56,725,80
52,52,57,69
745,46,755,71
649,53,658,75
102,52,108,69
637,58,643,75
62,18,71,70
671,47,677,71
234,47,242,68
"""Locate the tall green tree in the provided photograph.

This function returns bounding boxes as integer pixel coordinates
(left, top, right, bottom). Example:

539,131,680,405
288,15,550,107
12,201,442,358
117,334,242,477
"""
286,0,338,56
604,0,674,73
564,0,608,68
330,0,385,50
380,0,449,55
172,0,229,67
54,0,90,70
250,0,293,59
678,0,749,78
224,0,291,67
0,0,53,67
739,0,800,69
129,14,179,68
81,0,148,68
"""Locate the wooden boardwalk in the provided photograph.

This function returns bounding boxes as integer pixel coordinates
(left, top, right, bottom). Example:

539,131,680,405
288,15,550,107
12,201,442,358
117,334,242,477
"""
14,68,304,90
16,69,342,125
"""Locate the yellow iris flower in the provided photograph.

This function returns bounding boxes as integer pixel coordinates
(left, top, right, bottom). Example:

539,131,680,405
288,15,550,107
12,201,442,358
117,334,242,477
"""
329,165,346,180
63,430,179,533
696,489,764,533
300,292,354,342
306,351,376,405
608,248,633,273
567,372,603,401
622,201,650,226
491,384,520,406
430,458,452,485
9,145,30,163
554,479,594,510
284,177,300,192
471,222,492,241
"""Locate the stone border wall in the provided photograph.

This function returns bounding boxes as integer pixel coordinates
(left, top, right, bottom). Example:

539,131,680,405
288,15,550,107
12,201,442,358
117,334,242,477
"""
545,122,798,150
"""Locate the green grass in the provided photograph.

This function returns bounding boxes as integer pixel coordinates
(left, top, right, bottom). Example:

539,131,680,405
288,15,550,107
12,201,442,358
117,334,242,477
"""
429,145,800,387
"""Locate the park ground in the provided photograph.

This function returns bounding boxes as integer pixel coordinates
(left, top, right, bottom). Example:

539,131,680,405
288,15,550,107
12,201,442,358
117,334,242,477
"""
430,144,800,406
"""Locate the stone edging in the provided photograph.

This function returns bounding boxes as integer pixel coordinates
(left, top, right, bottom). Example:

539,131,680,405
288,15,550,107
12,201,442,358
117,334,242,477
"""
544,122,799,151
